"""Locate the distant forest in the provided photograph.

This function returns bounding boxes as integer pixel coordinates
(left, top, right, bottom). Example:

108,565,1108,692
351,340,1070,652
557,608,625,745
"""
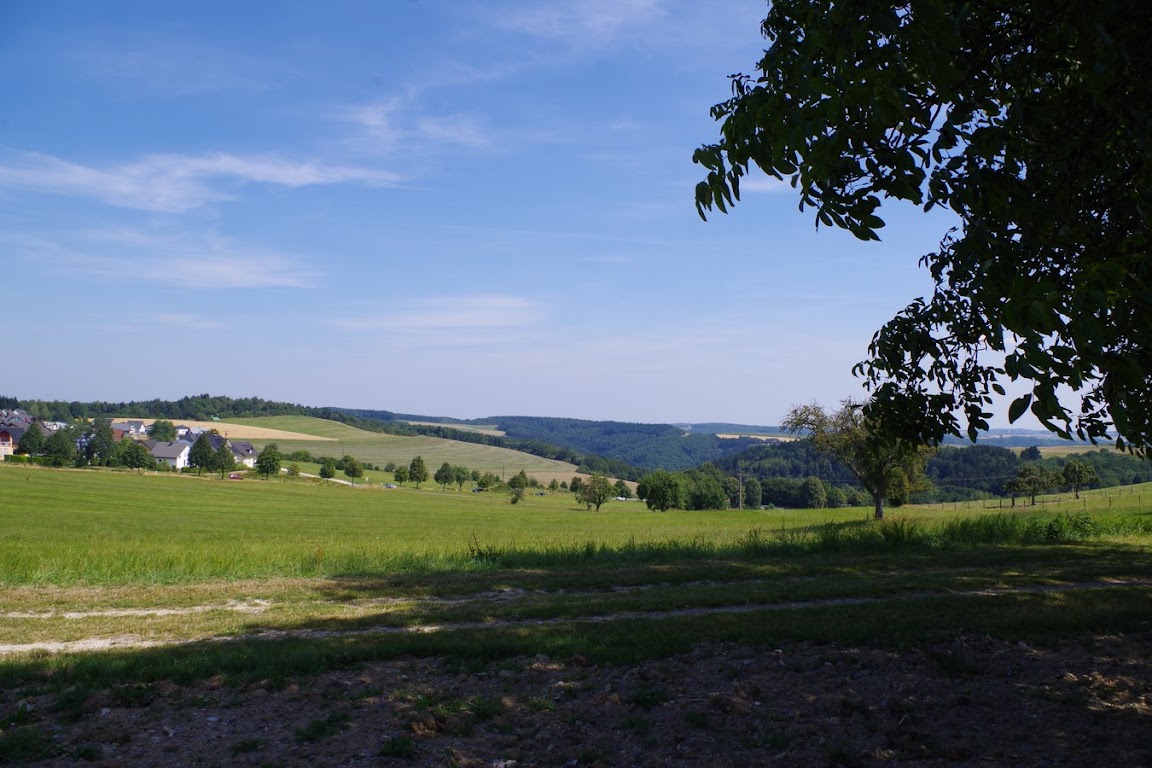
717,441,1152,504
6,395,1149,499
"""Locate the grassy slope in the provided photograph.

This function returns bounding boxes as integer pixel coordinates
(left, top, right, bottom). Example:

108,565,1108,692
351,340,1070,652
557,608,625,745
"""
2,463,1151,689
0,463,872,586
225,416,578,479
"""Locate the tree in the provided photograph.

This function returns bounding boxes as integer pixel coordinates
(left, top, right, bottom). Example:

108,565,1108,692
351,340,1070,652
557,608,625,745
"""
548,478,560,495
613,479,633,499
636,470,684,512
783,400,931,520
569,476,585,496
408,456,429,488
687,475,728,511
695,1,1152,453
434,461,454,490
343,456,363,485
743,477,762,509
255,443,281,479
800,476,828,509
151,419,177,441
15,422,44,456
320,457,337,479
189,433,215,476
1005,463,1056,506
392,465,409,486
117,439,155,471
1063,460,1099,500
508,470,529,490
85,418,116,466
43,427,78,467
452,465,470,491
213,441,236,479
576,474,614,511
287,463,301,479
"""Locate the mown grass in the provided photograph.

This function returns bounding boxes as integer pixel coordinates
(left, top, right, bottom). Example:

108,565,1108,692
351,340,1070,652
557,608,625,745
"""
1,586,1148,696
2,462,1150,698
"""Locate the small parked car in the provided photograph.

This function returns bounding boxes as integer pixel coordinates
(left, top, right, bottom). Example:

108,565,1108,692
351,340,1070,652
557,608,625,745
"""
228,473,244,480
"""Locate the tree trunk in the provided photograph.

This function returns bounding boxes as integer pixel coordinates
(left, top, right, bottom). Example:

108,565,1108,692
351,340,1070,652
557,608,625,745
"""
872,494,884,520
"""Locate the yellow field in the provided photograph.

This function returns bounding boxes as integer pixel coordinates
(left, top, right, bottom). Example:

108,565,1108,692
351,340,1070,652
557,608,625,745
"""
142,418,334,442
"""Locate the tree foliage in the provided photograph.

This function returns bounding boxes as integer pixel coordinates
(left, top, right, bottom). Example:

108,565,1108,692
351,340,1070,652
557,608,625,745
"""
696,0,1152,452
1062,460,1099,500
150,419,177,441
408,456,429,488
43,427,78,467
576,474,615,511
213,440,236,478
434,461,454,490
15,422,45,456
783,400,931,519
189,433,215,476
117,439,155,470
255,443,281,480
343,455,363,484
1004,462,1058,506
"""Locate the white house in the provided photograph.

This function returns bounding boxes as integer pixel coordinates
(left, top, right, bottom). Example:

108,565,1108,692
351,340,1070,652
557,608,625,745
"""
148,440,192,470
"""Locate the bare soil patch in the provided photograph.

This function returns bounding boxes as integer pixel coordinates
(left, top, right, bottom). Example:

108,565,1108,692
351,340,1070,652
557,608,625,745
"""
6,633,1150,767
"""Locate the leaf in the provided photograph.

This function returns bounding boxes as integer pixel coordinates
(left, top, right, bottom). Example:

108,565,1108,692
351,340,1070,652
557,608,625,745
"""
1008,395,1032,424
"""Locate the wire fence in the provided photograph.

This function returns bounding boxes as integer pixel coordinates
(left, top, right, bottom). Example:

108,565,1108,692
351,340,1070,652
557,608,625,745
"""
933,485,1147,514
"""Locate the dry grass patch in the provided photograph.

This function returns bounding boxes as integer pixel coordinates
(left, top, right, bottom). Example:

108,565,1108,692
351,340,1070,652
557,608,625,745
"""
126,418,333,441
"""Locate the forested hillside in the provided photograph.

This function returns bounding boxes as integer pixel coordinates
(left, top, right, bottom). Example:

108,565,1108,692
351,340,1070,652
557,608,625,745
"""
475,416,764,472
717,441,1152,504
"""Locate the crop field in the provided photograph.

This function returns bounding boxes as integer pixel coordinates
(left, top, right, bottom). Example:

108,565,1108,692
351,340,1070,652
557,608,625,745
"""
2,462,1151,764
225,416,578,482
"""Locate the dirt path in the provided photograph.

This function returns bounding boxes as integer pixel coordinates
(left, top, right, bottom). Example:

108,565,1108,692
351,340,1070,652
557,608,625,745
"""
3,578,1146,657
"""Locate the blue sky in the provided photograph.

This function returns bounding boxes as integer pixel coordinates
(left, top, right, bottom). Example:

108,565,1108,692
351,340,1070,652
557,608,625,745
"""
2,0,982,426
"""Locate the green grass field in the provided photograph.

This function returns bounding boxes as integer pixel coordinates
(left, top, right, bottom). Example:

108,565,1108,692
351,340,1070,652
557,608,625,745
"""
1,461,1150,695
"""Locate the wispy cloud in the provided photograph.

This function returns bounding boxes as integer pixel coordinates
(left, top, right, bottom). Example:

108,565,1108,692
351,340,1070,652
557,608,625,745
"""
739,174,795,194
153,313,228,331
340,101,490,155
72,41,280,97
6,227,317,289
332,295,543,344
0,151,400,212
492,0,664,45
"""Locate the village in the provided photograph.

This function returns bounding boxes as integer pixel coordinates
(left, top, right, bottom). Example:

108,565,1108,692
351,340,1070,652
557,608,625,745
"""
0,409,258,471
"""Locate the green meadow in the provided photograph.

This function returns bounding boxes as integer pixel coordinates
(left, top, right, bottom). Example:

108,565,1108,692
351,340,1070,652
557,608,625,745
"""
1,459,1150,694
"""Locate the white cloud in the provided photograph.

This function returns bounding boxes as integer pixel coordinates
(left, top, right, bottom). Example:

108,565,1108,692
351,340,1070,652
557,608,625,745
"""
332,295,543,344
0,151,400,212
340,101,491,155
